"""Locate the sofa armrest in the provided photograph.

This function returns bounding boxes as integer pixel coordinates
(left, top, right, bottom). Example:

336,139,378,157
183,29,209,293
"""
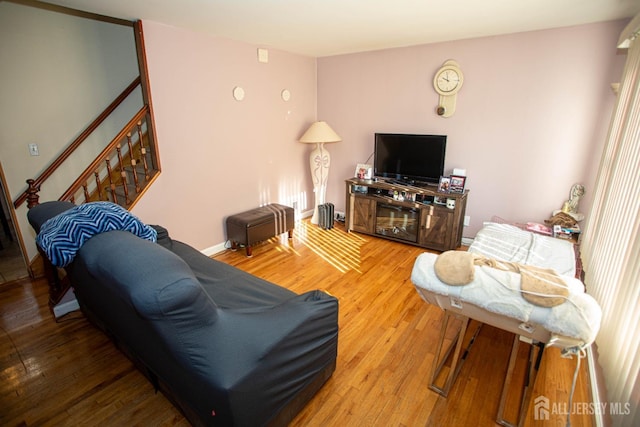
157,290,339,426
27,201,76,233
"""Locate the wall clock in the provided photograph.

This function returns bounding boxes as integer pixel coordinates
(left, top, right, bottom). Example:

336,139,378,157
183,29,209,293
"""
433,60,463,117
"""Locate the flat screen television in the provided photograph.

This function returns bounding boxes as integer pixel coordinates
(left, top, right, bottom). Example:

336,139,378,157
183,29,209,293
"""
374,133,446,185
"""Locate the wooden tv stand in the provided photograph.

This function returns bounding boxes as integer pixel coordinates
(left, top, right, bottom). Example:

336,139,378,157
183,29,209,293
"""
345,178,468,251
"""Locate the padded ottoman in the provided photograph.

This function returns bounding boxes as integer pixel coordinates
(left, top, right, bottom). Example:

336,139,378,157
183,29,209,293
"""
226,203,294,256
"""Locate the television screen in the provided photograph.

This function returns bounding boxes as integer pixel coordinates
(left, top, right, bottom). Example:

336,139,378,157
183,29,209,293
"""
374,133,446,185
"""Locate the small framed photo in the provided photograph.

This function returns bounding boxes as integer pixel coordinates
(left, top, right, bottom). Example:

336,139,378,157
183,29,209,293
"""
449,175,466,194
437,176,451,193
355,163,373,180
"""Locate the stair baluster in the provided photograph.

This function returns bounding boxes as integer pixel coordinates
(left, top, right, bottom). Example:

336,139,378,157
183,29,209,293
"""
94,171,102,200
137,121,150,180
106,158,119,206
116,144,130,205
126,133,140,192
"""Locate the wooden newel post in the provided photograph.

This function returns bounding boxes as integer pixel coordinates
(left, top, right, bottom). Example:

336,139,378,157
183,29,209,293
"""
25,179,40,209
24,178,66,308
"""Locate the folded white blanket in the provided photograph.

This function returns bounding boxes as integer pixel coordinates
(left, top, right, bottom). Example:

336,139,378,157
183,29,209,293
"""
469,223,576,277
411,252,601,345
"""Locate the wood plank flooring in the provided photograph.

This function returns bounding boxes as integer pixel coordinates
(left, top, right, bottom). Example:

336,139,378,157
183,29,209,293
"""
0,220,593,426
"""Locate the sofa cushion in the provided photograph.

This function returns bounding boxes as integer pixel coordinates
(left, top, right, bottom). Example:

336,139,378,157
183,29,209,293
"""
36,202,157,267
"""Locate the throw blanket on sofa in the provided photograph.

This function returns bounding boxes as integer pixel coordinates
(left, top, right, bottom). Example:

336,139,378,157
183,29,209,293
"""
37,202,157,267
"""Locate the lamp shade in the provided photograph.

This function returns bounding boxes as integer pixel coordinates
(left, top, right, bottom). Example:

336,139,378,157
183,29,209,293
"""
299,121,342,144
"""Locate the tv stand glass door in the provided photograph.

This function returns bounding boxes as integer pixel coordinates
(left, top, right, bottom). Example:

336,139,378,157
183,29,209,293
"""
375,203,419,243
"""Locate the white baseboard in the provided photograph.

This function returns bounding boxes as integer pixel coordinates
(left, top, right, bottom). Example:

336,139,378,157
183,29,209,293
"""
202,242,228,257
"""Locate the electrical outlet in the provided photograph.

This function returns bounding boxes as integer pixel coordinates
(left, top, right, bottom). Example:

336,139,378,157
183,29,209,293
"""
464,215,470,226
28,143,39,156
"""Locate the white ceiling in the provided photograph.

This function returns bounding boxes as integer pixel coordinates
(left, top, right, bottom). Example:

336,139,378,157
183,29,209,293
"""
42,0,640,57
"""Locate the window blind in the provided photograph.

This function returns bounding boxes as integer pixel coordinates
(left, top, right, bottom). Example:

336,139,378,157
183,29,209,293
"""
581,15,640,427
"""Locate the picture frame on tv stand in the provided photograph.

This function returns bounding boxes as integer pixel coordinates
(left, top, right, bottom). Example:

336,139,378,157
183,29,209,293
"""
437,176,451,193
353,163,373,193
355,163,373,180
449,175,466,194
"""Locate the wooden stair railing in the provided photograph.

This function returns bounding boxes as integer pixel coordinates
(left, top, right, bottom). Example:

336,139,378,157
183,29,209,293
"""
16,98,160,304
57,106,158,209
22,105,160,309
17,86,160,211
14,77,143,209
86,128,150,204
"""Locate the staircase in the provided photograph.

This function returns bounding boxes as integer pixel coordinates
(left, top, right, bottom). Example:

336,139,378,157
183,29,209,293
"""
59,105,159,210
13,22,161,310
13,79,160,309
15,85,160,211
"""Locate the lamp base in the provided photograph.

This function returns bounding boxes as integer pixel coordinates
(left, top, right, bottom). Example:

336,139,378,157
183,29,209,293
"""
311,208,320,224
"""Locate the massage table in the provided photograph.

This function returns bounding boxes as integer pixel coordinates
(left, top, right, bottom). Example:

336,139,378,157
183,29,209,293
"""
411,223,601,427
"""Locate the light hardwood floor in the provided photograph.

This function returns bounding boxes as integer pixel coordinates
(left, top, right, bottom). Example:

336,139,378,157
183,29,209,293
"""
0,220,593,426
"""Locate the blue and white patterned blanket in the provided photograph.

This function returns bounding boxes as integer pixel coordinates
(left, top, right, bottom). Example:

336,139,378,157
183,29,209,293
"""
37,202,157,267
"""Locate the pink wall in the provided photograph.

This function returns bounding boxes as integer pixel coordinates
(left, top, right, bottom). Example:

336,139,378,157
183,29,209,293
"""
318,20,627,237
132,19,626,251
132,21,317,250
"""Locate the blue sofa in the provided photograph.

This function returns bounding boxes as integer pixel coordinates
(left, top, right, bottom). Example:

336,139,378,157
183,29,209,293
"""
28,201,339,426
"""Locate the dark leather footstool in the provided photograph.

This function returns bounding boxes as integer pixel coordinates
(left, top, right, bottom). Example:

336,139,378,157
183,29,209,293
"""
226,204,294,256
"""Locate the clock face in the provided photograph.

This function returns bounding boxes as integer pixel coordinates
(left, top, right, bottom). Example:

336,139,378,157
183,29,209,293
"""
434,67,463,95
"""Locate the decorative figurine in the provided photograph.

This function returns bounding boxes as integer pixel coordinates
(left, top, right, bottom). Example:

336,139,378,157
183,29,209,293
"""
554,184,585,222
562,184,585,214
